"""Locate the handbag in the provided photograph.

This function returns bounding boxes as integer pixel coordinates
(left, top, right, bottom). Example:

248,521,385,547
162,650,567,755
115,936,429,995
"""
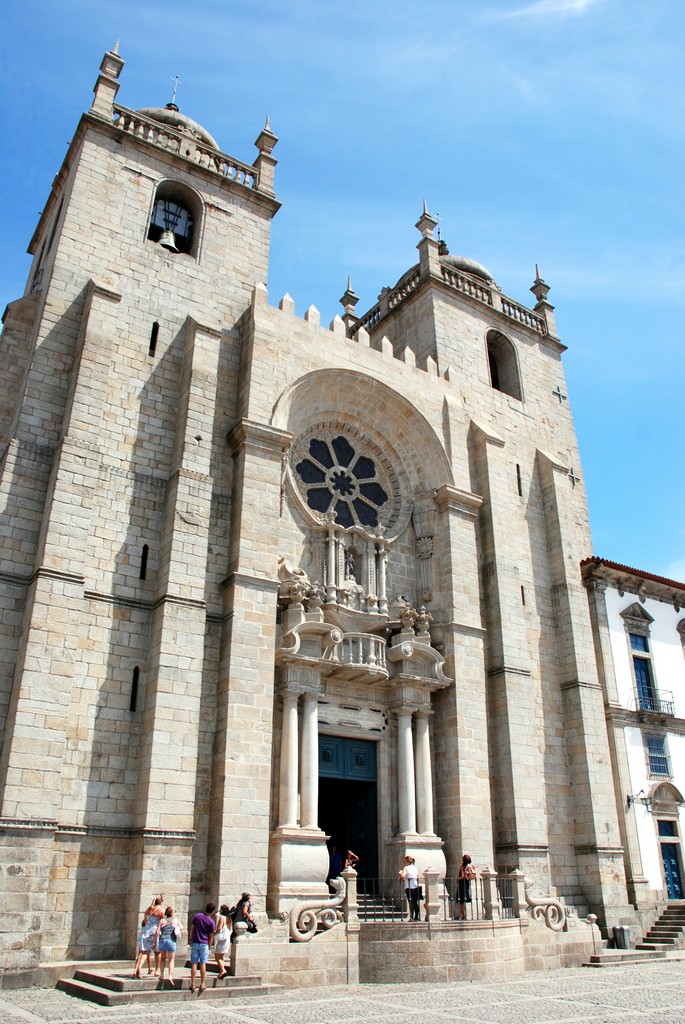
416,885,424,901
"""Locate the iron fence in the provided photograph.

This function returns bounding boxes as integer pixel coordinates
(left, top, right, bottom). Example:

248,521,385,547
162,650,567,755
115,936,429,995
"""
354,873,516,922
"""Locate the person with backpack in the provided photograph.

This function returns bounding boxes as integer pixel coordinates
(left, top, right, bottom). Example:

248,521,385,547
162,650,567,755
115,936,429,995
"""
229,893,257,937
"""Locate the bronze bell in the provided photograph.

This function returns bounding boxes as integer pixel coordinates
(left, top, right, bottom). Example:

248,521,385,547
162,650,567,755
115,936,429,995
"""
158,229,179,253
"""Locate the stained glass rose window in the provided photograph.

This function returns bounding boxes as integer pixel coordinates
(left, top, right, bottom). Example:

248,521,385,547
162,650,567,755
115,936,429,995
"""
295,435,389,528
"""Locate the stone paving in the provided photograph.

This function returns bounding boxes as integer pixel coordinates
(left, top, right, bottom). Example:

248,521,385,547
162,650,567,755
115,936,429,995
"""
2,961,685,1024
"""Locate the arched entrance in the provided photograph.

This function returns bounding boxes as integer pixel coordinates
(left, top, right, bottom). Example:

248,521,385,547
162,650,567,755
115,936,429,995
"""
651,783,685,900
318,735,378,879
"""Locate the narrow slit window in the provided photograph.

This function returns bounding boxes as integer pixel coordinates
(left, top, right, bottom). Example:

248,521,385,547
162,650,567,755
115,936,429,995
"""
139,544,149,580
516,464,523,496
130,666,139,712
521,585,526,606
149,322,159,356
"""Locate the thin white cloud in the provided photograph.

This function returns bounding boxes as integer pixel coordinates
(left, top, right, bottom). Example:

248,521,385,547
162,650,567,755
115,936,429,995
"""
492,0,604,19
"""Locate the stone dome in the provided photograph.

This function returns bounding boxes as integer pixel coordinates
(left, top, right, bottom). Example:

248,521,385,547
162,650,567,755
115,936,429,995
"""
136,104,220,150
394,252,495,291
440,253,494,282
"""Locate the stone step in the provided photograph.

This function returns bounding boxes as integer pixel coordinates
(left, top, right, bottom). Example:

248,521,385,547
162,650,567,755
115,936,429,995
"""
73,968,265,992
57,969,282,1006
583,950,666,968
640,936,676,945
646,929,682,938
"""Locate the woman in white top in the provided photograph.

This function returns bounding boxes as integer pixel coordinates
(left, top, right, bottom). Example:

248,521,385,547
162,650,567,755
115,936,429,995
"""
214,903,231,979
399,855,421,921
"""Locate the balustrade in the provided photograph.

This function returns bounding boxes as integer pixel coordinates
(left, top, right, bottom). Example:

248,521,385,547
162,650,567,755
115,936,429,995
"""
112,105,258,191
335,632,387,672
500,296,547,334
440,265,493,306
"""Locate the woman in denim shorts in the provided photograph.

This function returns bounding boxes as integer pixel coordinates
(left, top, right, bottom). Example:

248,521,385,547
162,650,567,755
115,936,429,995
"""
154,906,182,986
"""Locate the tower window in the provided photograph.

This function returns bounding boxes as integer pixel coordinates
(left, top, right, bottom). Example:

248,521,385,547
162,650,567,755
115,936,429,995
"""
147,181,201,256
486,329,522,401
149,321,159,356
139,544,149,580
130,666,140,712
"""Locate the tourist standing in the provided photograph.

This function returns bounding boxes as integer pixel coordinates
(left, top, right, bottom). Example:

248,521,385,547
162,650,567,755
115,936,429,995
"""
457,854,476,920
399,855,421,921
134,894,164,978
189,902,216,993
154,905,182,986
213,903,231,978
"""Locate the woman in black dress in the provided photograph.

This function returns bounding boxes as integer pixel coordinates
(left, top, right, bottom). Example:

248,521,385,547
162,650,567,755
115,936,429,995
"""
457,854,476,920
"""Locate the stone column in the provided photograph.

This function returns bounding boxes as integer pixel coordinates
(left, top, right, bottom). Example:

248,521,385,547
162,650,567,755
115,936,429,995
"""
326,525,337,602
396,708,417,835
279,691,300,827
468,425,550,885
538,451,631,928
300,693,319,829
377,542,388,616
208,419,291,902
414,711,435,835
432,483,493,876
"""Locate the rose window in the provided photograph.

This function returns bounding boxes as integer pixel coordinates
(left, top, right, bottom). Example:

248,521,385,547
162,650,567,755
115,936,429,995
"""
295,435,389,528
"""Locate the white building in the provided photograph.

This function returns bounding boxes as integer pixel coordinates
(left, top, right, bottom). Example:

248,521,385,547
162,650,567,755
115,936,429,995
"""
583,557,685,904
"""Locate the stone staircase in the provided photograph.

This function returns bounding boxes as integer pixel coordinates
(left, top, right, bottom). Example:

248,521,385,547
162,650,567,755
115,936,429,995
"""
357,890,406,922
57,962,282,1006
637,904,685,952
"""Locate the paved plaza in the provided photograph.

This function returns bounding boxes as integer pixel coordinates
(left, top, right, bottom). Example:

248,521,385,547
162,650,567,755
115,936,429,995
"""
1,961,685,1024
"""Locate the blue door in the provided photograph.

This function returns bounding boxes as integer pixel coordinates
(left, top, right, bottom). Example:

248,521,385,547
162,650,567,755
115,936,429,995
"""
661,843,683,900
318,736,378,878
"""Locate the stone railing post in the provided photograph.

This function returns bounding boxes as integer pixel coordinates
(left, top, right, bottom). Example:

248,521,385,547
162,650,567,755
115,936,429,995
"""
423,869,441,923
342,866,359,926
480,866,496,920
229,920,249,977
510,869,529,925
341,867,359,985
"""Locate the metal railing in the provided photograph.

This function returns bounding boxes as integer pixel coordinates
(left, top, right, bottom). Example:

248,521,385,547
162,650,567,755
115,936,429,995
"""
354,873,516,923
636,691,675,716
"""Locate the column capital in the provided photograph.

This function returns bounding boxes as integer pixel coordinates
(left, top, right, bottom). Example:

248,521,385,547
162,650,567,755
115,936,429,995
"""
226,419,293,459
434,484,483,518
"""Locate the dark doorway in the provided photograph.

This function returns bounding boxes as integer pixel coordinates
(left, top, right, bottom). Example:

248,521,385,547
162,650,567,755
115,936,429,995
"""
318,736,378,879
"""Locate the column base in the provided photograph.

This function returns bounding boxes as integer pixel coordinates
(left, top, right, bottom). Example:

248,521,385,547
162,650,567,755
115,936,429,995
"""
267,827,330,915
385,834,447,880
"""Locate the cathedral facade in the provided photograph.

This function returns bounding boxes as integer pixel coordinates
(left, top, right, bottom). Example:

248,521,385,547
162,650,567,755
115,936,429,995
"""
0,48,639,974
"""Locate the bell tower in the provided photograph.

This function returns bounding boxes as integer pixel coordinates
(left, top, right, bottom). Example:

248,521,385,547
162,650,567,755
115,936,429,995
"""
0,46,279,965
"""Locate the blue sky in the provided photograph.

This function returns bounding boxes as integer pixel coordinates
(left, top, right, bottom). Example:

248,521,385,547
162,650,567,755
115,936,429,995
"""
1,0,683,579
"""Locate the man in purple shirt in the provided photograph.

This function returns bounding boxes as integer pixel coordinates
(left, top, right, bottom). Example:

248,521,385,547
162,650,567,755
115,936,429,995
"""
189,902,216,992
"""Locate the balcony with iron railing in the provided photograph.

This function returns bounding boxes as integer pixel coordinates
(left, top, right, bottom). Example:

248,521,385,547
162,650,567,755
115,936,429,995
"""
635,691,675,716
